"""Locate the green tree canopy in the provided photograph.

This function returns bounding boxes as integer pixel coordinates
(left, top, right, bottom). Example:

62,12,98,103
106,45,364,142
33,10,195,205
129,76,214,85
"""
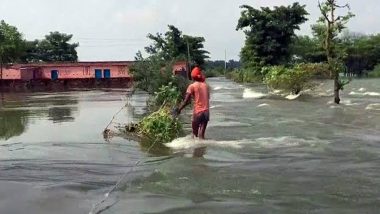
290,35,326,63
343,32,380,76
236,3,308,68
22,31,79,62
145,25,209,65
0,20,24,78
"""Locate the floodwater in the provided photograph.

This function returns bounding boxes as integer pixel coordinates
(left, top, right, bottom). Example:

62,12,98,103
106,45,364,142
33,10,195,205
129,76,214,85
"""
0,78,379,214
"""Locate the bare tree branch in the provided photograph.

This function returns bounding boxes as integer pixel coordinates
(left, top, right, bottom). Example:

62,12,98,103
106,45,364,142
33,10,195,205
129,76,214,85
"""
318,0,331,23
333,3,350,9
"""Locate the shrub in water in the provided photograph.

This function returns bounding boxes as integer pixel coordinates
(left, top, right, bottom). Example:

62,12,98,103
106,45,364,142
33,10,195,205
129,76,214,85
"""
368,64,380,78
264,63,325,94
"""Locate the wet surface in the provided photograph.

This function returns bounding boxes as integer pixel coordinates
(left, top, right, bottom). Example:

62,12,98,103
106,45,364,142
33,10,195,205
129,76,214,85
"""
0,78,380,214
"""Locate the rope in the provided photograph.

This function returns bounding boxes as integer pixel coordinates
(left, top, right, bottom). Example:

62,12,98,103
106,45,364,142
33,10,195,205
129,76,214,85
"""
103,95,131,132
90,93,166,214
89,139,161,214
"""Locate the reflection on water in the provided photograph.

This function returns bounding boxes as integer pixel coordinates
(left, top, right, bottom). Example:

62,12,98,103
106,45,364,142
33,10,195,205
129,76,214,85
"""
0,92,80,140
48,107,75,123
0,110,28,140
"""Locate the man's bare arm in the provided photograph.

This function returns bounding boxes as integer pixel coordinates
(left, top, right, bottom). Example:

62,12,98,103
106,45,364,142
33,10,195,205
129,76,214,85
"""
177,93,192,114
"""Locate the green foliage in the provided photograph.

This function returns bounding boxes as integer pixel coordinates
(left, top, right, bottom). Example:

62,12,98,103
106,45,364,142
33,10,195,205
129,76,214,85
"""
145,25,209,65
204,68,224,78
368,64,380,78
150,82,181,109
131,79,185,144
290,35,326,63
316,0,354,104
226,68,263,83
0,20,24,70
343,33,380,76
21,31,79,62
137,107,182,144
236,3,308,68
264,63,327,94
130,52,167,93
204,60,241,77
130,52,189,96
129,25,210,144
315,0,354,65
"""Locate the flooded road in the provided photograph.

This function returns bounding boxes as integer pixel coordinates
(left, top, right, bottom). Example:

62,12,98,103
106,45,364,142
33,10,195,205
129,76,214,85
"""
0,78,380,214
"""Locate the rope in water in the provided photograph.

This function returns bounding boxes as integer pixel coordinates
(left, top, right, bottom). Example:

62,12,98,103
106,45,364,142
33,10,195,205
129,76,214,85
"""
89,138,161,214
89,94,168,214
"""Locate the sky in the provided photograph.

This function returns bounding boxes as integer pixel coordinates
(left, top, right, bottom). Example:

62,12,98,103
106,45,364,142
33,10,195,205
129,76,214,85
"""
0,0,379,61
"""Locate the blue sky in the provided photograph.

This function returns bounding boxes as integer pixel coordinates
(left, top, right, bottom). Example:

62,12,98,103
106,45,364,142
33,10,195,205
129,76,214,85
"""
0,0,378,61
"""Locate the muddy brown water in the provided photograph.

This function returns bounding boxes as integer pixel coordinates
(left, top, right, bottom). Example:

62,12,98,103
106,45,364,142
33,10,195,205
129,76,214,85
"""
0,78,379,214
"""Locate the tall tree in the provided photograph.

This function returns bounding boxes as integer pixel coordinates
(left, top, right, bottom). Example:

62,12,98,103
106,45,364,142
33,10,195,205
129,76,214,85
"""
20,40,40,63
317,0,354,104
145,25,209,65
39,31,79,62
21,31,79,63
236,3,308,69
0,20,24,81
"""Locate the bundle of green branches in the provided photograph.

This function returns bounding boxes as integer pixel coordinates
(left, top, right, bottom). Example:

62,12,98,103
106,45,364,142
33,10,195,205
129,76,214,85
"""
126,82,184,144
137,106,183,144
148,82,182,111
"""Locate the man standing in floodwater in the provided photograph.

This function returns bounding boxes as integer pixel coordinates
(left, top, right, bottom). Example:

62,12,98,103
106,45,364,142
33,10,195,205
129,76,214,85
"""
176,66,210,139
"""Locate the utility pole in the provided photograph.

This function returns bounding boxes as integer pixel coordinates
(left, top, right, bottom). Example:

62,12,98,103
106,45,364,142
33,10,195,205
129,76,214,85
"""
224,49,227,76
187,40,191,79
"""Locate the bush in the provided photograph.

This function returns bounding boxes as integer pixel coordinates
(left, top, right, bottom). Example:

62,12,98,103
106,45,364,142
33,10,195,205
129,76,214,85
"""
368,64,380,78
264,63,321,94
226,68,263,83
138,107,183,144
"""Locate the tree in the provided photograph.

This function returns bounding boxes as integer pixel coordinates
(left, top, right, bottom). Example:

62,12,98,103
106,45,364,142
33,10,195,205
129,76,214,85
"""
236,3,308,69
20,40,40,63
290,35,326,63
343,33,380,77
22,31,79,62
316,0,354,104
145,25,209,65
0,20,24,81
131,25,209,96
40,31,79,62
130,51,167,93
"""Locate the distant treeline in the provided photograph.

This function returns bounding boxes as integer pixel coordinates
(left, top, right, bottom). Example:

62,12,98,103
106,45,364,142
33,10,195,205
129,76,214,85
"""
291,32,380,77
203,60,241,77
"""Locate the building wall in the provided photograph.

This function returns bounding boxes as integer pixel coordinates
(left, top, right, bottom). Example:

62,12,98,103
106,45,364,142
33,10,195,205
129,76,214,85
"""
2,61,182,80
33,65,131,80
1,68,21,80
172,61,188,78
20,68,36,80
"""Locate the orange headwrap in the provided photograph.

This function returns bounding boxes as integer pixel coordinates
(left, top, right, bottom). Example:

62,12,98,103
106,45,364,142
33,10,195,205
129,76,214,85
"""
191,67,205,81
